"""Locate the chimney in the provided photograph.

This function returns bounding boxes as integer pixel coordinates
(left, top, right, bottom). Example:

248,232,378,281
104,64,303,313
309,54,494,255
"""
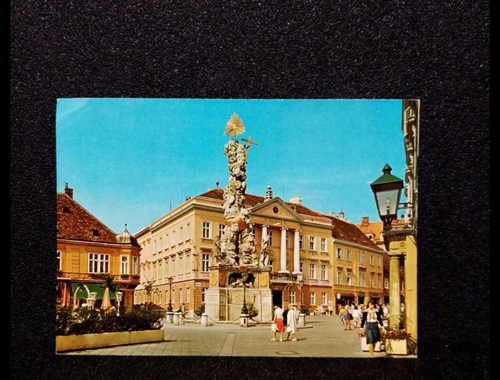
289,196,302,205
361,216,369,226
64,183,73,199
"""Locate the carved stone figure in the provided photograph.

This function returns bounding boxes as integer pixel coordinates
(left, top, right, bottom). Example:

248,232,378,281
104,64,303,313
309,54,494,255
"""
215,114,259,268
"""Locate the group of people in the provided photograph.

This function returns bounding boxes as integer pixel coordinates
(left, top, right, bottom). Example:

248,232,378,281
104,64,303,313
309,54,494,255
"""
271,303,299,342
339,300,393,358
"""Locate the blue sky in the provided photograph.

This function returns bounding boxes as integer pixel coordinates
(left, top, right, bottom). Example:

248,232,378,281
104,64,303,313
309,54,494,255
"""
56,98,406,235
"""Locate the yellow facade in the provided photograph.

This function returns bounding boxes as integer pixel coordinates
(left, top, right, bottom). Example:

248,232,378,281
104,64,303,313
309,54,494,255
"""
134,189,385,314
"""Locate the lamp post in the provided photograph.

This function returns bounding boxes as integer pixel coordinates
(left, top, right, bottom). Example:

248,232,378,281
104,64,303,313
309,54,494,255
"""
370,163,404,330
167,276,173,312
241,272,248,314
116,291,123,316
297,273,305,313
370,164,404,233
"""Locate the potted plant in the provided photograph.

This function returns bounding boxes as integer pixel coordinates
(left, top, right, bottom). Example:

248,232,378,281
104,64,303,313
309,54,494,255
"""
244,301,259,319
380,314,417,355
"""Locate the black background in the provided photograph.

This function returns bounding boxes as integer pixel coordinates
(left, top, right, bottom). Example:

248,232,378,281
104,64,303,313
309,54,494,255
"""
11,1,489,379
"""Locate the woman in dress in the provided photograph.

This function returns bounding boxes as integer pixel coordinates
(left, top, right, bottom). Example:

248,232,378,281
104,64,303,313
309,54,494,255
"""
360,300,384,358
285,304,299,341
272,304,285,342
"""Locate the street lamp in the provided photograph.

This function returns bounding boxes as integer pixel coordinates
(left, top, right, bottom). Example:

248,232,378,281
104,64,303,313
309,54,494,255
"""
116,291,123,316
241,272,249,314
370,164,404,231
167,276,173,312
297,273,305,313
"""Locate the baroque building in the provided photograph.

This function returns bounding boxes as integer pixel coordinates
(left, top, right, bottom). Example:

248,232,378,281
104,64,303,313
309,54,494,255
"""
57,184,141,308
134,186,385,316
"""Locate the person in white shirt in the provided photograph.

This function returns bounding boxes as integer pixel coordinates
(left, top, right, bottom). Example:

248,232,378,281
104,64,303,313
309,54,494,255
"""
360,300,384,358
351,306,361,328
285,304,299,341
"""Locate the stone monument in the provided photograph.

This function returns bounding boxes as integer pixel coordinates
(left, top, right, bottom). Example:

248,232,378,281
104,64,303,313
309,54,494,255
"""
205,114,273,322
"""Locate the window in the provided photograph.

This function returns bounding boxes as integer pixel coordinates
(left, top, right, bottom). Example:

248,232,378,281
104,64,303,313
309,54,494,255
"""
286,261,289,271
179,227,183,241
320,238,326,252
371,274,375,288
346,250,351,261
320,264,327,280
337,269,343,284
268,232,273,246
179,288,183,303
359,251,365,262
172,231,176,245
202,254,210,272
378,275,382,288
286,233,289,248
299,235,304,250
384,278,389,289
202,287,207,303
179,255,183,273
309,236,316,251
336,248,343,259
88,253,110,273
186,288,190,305
218,223,225,238
377,257,381,267
165,233,169,247
158,261,162,279
300,262,303,273
309,264,316,279
57,251,62,270
202,221,212,239
186,254,190,272
269,260,274,271
359,270,366,286
290,291,296,304
120,256,129,274
132,257,139,276
346,271,353,286
186,223,191,240
370,255,375,266
321,292,327,305
310,292,316,305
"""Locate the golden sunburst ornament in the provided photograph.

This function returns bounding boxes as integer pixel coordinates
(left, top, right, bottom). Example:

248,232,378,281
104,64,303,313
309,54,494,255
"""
224,113,245,138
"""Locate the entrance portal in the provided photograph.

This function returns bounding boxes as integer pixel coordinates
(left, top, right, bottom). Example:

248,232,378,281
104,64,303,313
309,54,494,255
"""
272,290,283,306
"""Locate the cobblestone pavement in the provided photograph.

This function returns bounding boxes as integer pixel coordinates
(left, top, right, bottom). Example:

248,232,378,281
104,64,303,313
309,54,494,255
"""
59,314,416,358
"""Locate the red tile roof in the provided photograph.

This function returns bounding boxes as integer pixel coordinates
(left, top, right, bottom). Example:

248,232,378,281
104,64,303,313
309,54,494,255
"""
197,189,327,217
197,189,380,249
57,192,118,243
324,215,381,250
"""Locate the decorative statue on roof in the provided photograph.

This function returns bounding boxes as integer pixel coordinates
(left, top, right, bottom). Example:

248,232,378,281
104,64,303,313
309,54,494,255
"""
214,114,259,267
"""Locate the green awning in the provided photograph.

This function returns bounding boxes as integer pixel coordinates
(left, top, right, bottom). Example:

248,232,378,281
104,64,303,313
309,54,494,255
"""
71,283,116,300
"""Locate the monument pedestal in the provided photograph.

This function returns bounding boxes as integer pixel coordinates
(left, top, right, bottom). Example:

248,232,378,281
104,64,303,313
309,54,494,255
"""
205,265,273,322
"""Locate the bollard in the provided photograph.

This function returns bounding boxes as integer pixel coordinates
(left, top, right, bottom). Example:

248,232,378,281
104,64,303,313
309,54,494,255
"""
240,314,249,327
298,313,305,327
166,311,174,324
173,312,181,325
201,313,208,327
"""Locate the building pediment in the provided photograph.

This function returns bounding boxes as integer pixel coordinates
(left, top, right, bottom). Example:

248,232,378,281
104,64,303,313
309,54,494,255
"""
250,197,304,222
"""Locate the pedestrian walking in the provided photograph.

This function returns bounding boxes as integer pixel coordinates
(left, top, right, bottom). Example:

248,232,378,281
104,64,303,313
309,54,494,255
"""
351,305,361,328
343,304,353,330
360,300,385,358
339,305,345,326
285,304,299,341
271,304,285,342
